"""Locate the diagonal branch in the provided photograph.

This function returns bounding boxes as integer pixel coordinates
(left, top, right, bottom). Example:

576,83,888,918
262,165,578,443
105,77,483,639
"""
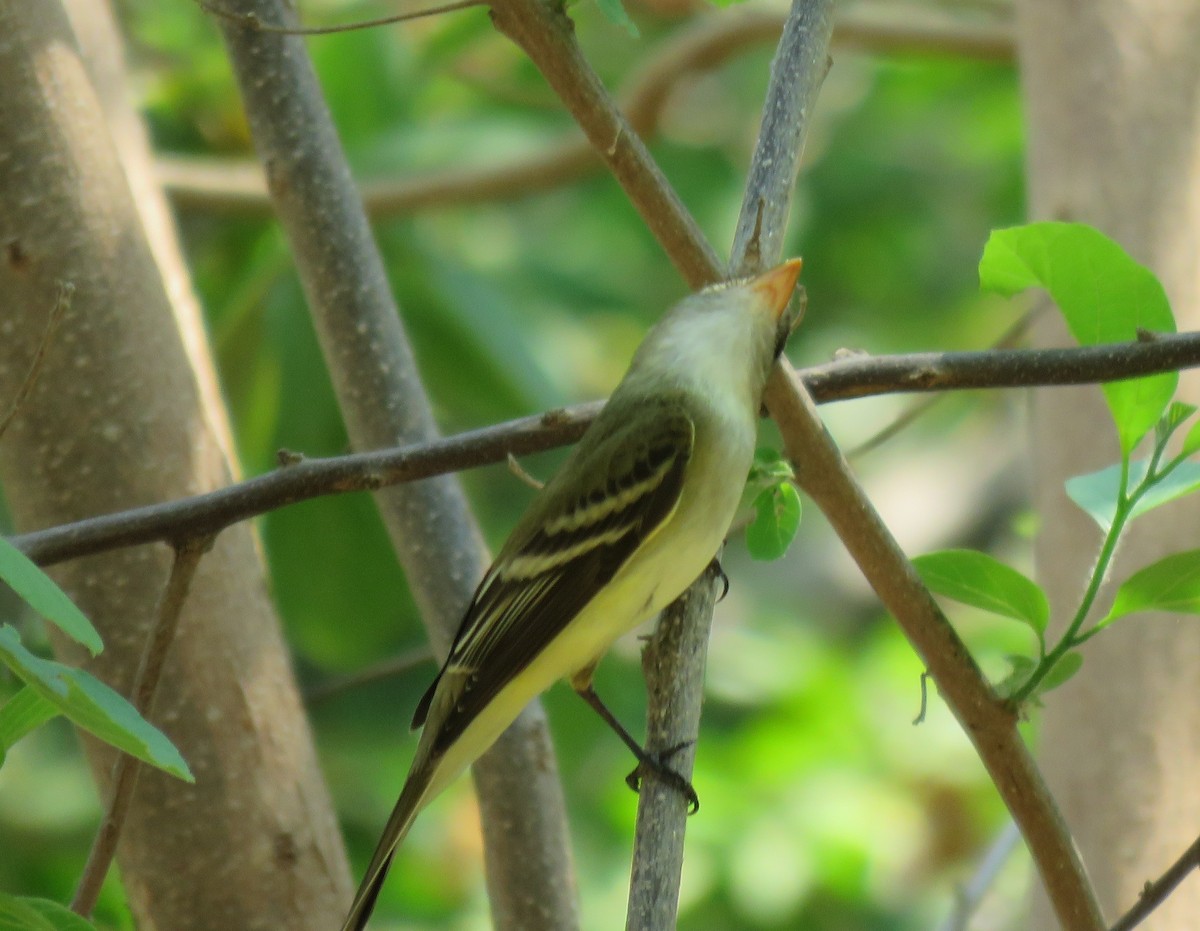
484,0,1105,926
71,537,212,917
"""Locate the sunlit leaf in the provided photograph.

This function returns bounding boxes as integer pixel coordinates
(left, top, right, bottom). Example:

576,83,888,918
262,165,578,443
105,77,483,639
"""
1157,402,1196,446
0,537,102,655
980,222,1176,453
1103,549,1200,626
0,627,192,782
1066,460,1200,531
1182,419,1200,458
745,483,801,561
913,549,1049,636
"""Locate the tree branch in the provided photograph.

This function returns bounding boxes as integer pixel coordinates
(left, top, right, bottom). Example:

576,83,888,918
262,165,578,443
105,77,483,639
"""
625,564,720,931
160,8,1012,217
765,359,1106,931
211,3,578,927
12,333,1200,568
71,537,212,917
483,0,1104,924
0,281,70,441
1109,833,1200,931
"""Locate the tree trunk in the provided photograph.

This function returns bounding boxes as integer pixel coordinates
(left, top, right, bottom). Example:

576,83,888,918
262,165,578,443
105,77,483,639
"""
0,4,351,928
1018,1,1200,926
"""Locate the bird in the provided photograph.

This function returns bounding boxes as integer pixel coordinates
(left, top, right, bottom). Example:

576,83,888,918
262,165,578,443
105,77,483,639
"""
342,259,803,930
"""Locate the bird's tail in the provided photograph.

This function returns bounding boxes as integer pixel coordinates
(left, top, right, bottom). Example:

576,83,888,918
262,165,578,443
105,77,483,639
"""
340,758,437,931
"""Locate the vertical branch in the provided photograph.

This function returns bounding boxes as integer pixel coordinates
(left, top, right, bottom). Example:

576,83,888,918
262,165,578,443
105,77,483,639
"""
625,565,720,931
627,3,833,926
730,0,835,273
211,5,578,928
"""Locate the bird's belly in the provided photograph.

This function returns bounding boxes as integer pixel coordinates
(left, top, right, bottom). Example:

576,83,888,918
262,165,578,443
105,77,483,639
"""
429,427,751,799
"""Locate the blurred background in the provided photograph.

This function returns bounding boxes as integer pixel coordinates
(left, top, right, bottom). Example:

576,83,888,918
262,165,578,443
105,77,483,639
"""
1,0,1039,927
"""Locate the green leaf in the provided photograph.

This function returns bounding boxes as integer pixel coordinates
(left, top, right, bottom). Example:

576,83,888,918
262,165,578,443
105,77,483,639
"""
0,894,97,931
0,537,103,655
1066,460,1200,531
1157,402,1196,446
745,483,801,561
980,222,1176,453
1034,651,1084,696
912,549,1049,637
0,687,59,762
0,626,192,782
1181,419,1200,458
591,0,639,36
749,447,795,483
1103,549,1200,626
995,654,1039,699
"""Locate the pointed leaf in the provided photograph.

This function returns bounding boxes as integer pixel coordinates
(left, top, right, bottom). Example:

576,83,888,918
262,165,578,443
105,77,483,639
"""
0,894,96,931
1034,651,1084,696
1157,402,1196,446
0,627,192,781
745,483,802,561
1066,460,1200,531
1182,419,1200,458
0,537,102,655
1103,549,1200,626
912,549,1049,636
995,654,1039,699
980,223,1176,453
0,687,59,761
591,0,639,36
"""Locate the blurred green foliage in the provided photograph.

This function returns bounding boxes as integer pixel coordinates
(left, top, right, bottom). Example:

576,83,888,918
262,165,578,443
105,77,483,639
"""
1,0,1034,928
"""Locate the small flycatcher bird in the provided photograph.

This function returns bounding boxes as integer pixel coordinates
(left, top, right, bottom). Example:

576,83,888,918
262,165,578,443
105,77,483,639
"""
343,259,803,930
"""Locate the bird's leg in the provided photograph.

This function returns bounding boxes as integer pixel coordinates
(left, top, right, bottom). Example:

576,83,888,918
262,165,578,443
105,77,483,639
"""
570,673,700,814
706,556,730,602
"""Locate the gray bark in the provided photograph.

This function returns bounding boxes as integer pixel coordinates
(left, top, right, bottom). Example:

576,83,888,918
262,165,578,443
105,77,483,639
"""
1018,1,1200,926
0,3,350,929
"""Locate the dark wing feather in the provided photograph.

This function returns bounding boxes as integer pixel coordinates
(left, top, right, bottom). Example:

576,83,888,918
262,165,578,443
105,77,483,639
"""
412,400,694,750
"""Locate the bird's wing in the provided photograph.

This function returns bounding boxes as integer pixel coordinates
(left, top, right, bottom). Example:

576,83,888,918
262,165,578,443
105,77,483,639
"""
412,398,695,751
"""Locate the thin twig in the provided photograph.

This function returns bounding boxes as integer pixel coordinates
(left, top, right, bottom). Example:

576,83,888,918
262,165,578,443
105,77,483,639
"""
195,0,484,34
0,281,71,441
505,451,545,490
163,8,1011,217
848,304,1042,457
12,332,1200,569
304,644,435,706
1109,834,1200,931
935,821,1022,931
70,537,212,917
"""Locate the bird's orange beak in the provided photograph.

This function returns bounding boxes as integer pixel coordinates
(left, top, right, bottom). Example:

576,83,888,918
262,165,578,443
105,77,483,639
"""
750,258,803,320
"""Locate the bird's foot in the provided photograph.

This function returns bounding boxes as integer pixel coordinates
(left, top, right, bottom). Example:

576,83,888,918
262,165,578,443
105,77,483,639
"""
624,740,700,814
707,557,729,602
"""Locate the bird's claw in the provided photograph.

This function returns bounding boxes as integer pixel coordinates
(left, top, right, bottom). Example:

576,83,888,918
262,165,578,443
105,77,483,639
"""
624,740,700,814
707,557,730,602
